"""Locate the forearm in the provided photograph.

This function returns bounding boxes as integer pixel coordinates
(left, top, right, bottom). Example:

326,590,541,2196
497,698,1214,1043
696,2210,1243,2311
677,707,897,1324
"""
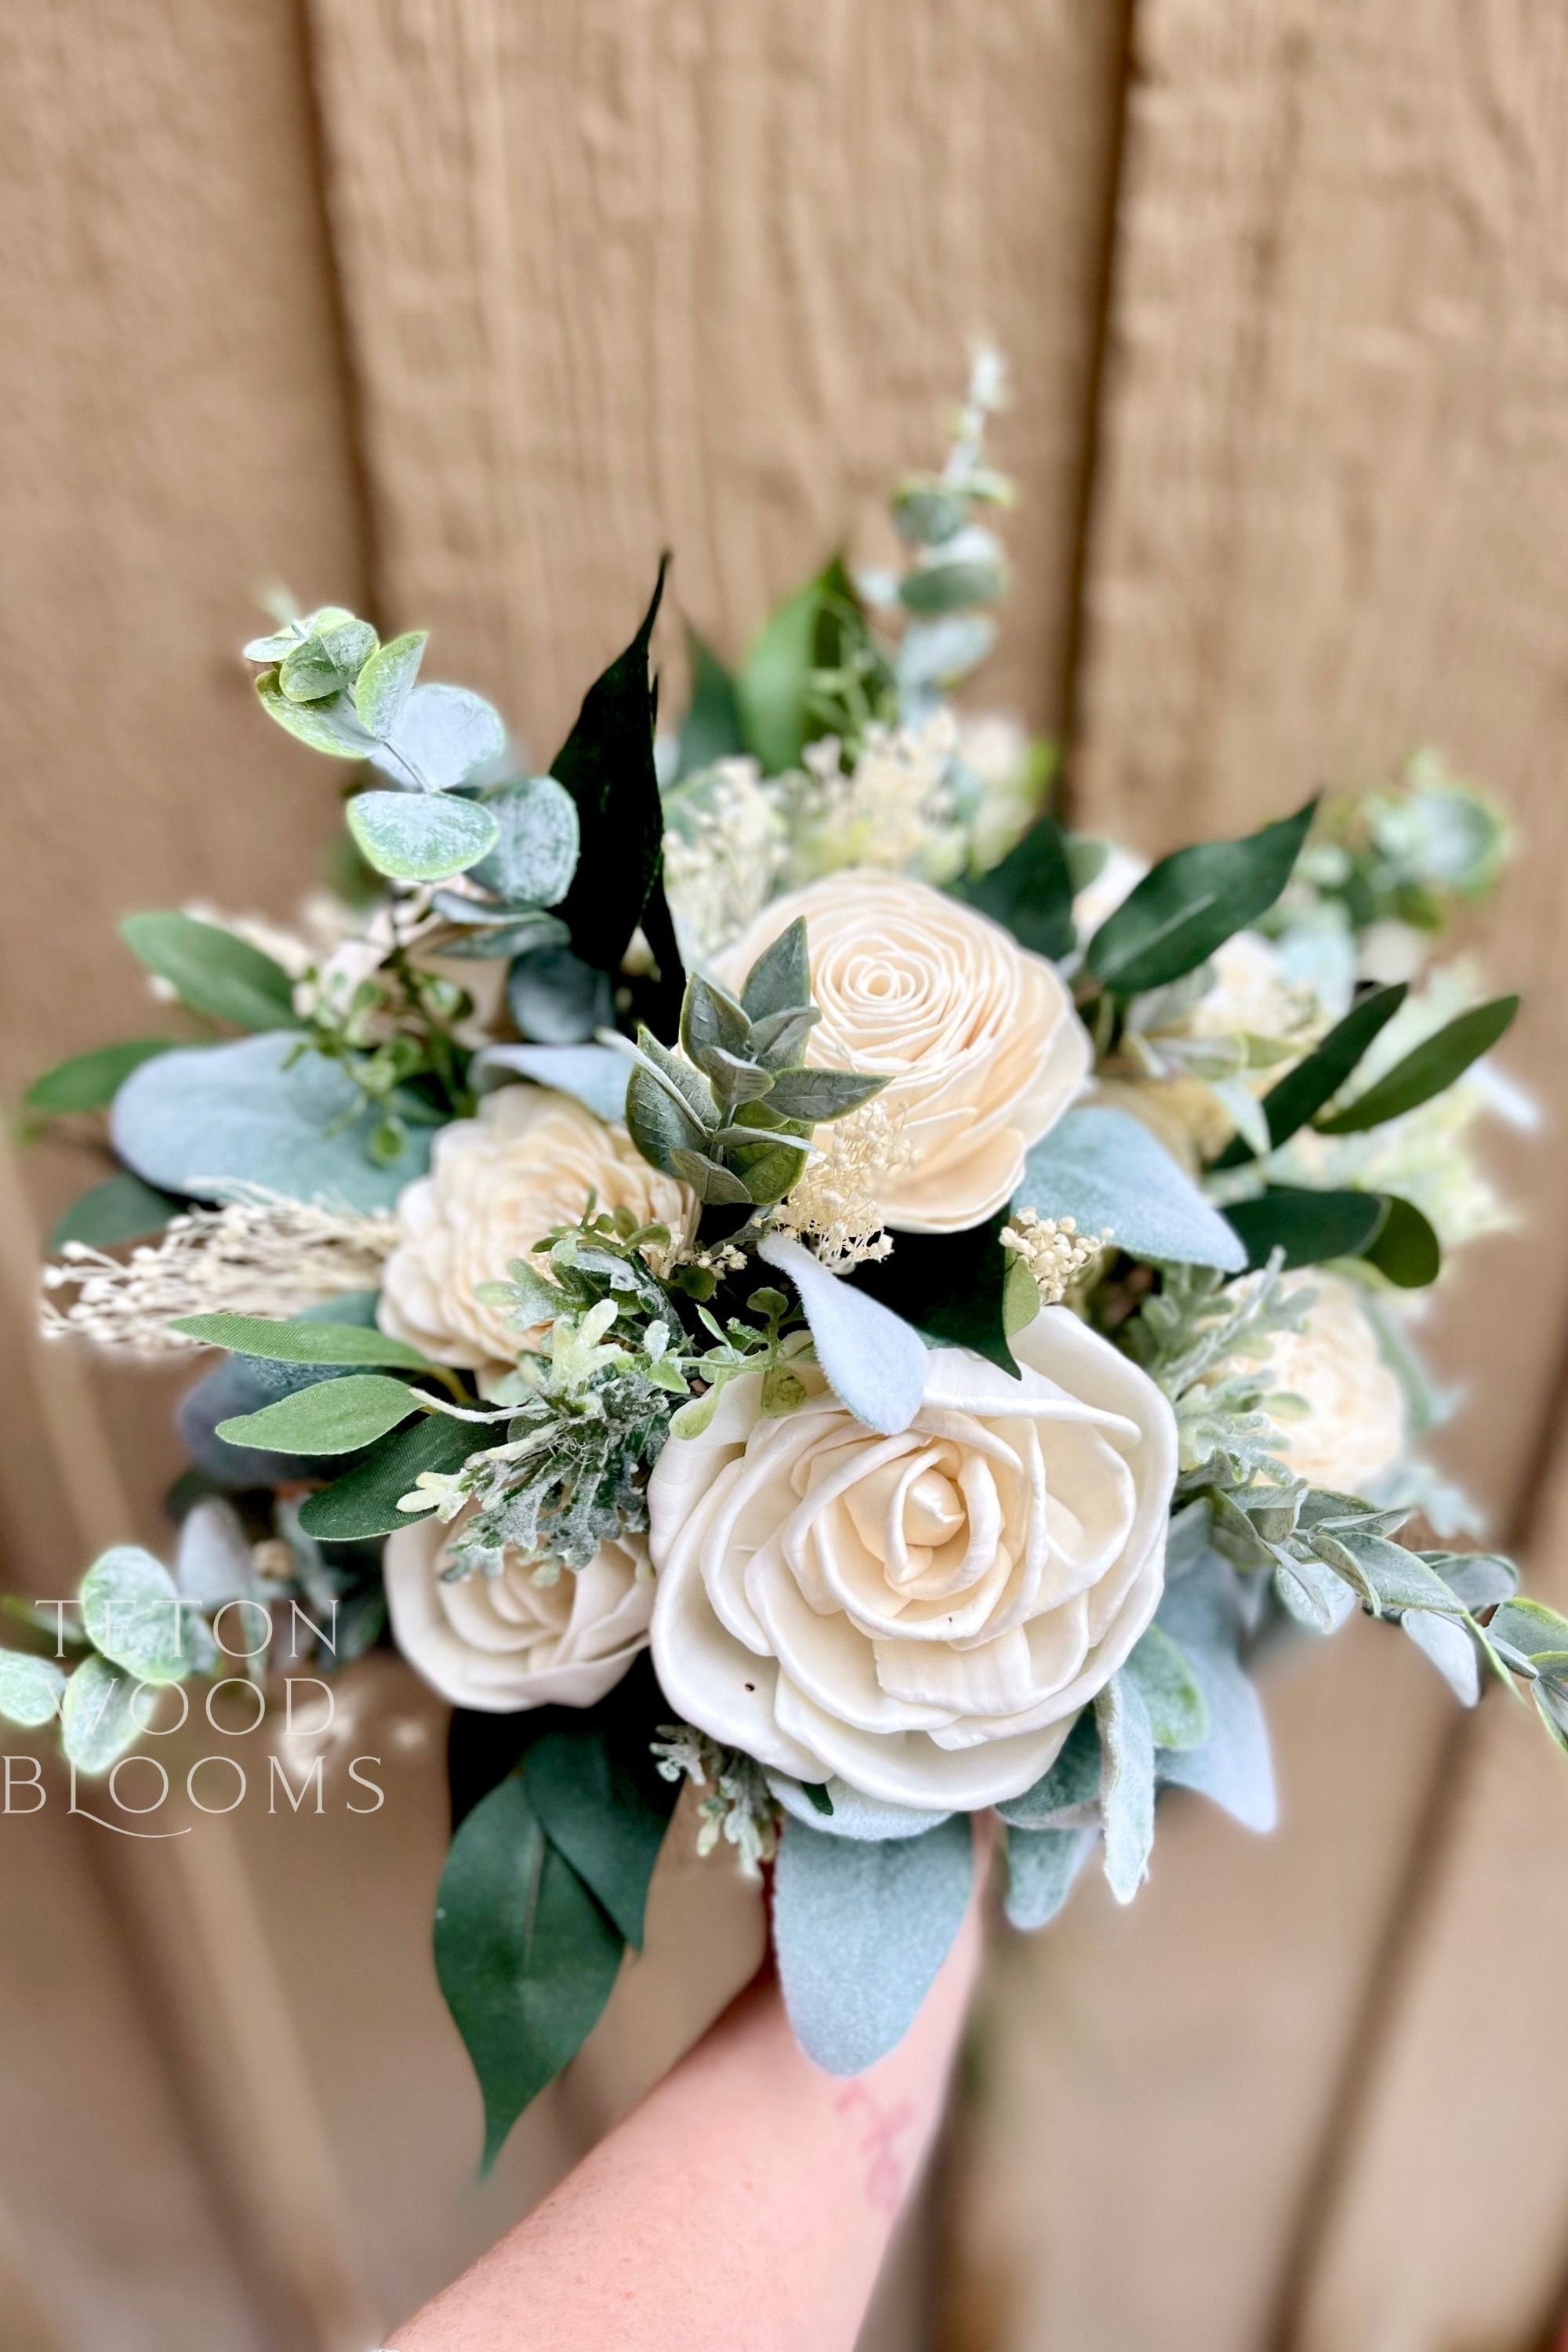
387,1899,982,2352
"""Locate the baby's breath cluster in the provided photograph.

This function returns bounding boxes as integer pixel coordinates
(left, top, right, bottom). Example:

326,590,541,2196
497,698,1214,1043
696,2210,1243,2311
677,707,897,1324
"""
1000,1208,1109,1306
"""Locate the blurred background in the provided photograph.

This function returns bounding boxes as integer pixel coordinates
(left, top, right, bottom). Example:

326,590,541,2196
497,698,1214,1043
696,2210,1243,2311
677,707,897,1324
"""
4,3,1568,2347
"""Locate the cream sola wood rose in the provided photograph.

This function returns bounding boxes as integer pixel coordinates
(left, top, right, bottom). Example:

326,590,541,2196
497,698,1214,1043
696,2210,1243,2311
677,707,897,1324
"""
714,871,1091,1232
377,1085,695,1371
384,1512,652,1711
647,1308,1177,1809
1250,1271,1406,1494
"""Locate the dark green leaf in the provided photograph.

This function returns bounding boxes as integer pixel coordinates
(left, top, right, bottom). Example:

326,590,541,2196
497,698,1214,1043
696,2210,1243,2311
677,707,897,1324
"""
49,1171,182,1251
1224,1185,1387,1272
1362,1193,1442,1288
850,1212,1018,1375
216,1374,426,1456
1214,984,1409,1167
120,913,299,1032
298,1414,479,1541
676,625,744,779
1313,995,1520,1134
25,1040,175,1116
170,1312,437,1372
434,1774,624,2169
523,1726,678,1949
954,817,1074,961
1086,801,1316,995
550,560,671,981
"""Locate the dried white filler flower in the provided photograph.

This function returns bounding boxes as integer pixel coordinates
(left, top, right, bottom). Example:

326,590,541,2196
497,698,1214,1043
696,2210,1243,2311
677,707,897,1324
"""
771,1100,914,1271
999,1208,1110,1306
41,1186,398,1352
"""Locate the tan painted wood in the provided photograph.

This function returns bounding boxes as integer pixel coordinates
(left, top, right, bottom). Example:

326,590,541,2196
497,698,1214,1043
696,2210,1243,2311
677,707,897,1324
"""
1290,1419,1568,2352
304,0,1128,759
948,5,1568,2347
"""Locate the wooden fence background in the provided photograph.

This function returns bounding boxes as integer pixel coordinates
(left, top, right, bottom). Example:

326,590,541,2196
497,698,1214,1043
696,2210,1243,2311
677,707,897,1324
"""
3,3,1567,2347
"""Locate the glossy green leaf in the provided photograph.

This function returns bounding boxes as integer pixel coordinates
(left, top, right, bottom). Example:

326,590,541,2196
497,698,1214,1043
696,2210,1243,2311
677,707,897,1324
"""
1223,1185,1387,1272
735,556,866,776
297,1413,480,1541
49,1172,182,1251
523,1727,678,1950
1087,802,1316,994
120,913,299,1032
170,1312,436,1372
1313,995,1519,1134
676,626,745,779
216,1374,426,1456
1362,1193,1442,1288
1214,984,1409,1167
25,1040,175,1116
954,816,1074,962
435,1773,624,2169
347,790,499,883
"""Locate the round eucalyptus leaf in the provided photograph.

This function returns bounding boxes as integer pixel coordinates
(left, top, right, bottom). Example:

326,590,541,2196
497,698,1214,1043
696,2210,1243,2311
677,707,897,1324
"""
347,790,499,883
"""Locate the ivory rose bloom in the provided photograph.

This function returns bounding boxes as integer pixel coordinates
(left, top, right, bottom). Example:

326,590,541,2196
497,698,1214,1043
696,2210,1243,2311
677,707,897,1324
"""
1257,1272,1406,1493
716,872,1091,1232
647,1309,1176,1809
378,1086,693,1370
383,1511,652,1712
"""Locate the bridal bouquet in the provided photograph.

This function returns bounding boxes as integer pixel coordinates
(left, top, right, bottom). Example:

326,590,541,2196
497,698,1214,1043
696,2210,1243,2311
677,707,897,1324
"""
18,361,1555,2164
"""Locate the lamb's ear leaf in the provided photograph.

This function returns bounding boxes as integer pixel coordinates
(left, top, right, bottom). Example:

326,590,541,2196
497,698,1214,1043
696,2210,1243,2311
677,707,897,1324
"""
1015,1106,1246,1272
772,1814,974,2074
1095,1673,1156,1904
1154,1551,1278,1832
1087,801,1316,995
550,561,679,992
1003,1825,1096,1932
757,1234,927,1435
434,1774,623,2172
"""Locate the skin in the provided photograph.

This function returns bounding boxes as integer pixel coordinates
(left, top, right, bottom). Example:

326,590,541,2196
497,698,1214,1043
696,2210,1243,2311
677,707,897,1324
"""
386,1837,987,2352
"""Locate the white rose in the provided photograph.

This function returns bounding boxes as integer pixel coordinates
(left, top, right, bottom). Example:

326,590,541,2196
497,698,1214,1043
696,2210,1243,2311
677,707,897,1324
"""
647,1308,1176,1809
384,1511,652,1712
378,1087,694,1370
1256,1272,1406,1493
716,872,1090,1233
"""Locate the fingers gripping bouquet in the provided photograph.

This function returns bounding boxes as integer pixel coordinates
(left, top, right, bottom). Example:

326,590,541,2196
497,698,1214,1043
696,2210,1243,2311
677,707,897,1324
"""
23,358,1551,2161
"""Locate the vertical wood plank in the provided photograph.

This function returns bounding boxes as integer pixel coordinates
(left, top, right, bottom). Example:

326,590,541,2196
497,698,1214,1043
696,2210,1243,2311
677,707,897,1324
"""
949,5,1568,2347
305,0,1129,756
1289,1408,1568,2352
